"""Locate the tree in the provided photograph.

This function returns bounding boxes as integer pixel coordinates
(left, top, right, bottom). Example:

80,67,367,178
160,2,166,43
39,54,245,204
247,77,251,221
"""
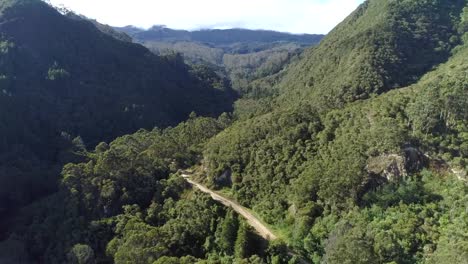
322,222,377,264
67,244,95,264
266,240,290,264
217,210,239,255
428,212,468,264
234,223,250,259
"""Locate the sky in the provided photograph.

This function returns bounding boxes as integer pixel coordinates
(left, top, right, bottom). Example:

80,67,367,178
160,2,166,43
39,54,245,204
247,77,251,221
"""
47,0,365,34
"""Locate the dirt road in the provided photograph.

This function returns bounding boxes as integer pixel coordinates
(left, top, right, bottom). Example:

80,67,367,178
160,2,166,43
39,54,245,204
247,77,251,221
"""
182,174,278,240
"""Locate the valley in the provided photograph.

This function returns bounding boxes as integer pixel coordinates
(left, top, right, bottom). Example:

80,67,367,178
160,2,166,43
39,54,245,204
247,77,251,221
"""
114,26,324,95
0,0,467,263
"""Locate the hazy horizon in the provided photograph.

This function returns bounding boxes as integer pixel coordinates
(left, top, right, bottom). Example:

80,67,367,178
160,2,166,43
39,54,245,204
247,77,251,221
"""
115,25,325,35
48,0,365,34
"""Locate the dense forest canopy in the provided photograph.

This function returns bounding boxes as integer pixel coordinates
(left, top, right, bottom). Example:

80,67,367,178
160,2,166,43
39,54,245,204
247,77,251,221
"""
203,0,468,262
0,0,467,263
0,0,235,220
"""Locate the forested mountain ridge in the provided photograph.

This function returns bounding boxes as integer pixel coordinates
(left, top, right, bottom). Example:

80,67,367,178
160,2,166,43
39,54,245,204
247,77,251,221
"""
204,0,468,262
266,0,465,112
0,0,235,219
1,0,467,263
116,26,323,46
221,0,467,118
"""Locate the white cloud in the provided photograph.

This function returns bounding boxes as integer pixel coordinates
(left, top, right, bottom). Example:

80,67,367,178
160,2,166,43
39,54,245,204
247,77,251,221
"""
47,0,365,34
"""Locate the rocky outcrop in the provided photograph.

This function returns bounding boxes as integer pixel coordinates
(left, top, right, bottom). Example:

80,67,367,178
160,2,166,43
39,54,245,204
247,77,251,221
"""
367,154,407,182
366,147,428,182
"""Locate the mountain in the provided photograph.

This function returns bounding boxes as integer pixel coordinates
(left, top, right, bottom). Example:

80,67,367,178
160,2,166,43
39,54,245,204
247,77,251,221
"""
275,0,464,109
86,19,133,43
0,0,235,217
233,0,467,116
1,0,468,263
115,26,324,94
203,0,468,262
116,26,323,46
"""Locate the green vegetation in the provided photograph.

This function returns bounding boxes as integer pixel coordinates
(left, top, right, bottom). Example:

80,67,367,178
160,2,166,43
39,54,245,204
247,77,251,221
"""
0,0,235,216
202,0,468,262
117,26,323,46
272,0,465,111
143,40,305,95
3,116,286,263
117,27,323,94
1,0,467,263
46,62,70,80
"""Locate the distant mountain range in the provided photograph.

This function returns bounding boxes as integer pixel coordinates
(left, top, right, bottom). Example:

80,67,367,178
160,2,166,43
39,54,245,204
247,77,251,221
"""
115,26,324,46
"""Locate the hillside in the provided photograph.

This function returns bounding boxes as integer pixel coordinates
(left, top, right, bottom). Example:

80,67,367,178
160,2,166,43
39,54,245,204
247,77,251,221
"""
233,0,467,117
0,0,235,217
265,0,464,111
1,0,467,264
203,0,468,262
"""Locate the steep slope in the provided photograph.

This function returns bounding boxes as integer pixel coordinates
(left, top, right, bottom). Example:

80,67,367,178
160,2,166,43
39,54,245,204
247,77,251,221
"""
229,0,466,118
203,1,467,262
1,1,467,263
1,116,276,264
275,0,465,110
0,0,235,215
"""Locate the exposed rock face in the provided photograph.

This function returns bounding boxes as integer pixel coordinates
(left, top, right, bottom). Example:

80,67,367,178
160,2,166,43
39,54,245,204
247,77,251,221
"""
366,148,428,182
367,154,407,182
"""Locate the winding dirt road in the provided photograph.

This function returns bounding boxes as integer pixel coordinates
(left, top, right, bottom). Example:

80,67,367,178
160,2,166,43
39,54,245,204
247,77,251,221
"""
182,174,278,240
